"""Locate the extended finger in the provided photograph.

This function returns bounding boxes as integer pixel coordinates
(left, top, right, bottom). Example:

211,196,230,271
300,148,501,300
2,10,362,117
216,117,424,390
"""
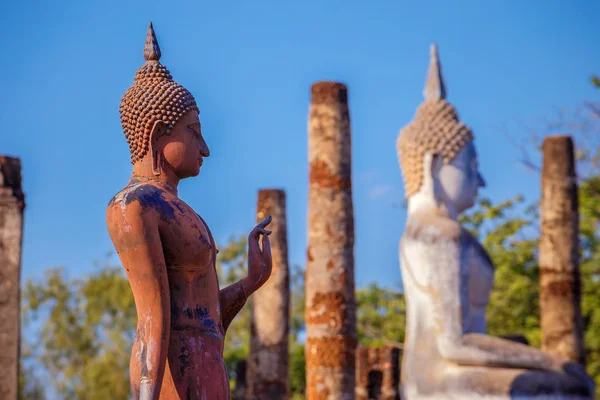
257,215,272,229
250,227,269,240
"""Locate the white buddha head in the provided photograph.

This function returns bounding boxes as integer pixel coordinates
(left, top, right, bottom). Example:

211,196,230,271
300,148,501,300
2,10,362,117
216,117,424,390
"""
397,44,485,218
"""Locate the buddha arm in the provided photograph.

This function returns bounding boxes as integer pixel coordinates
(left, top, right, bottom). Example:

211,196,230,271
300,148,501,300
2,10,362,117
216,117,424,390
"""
431,236,560,372
219,280,248,333
194,212,250,333
108,204,170,400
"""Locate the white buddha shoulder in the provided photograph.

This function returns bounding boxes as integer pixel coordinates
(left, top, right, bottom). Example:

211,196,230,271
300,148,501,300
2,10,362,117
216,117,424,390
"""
396,44,594,400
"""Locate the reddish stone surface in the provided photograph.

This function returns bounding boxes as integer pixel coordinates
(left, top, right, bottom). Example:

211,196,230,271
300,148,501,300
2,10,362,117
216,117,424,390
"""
0,156,25,400
305,81,356,399
106,23,272,400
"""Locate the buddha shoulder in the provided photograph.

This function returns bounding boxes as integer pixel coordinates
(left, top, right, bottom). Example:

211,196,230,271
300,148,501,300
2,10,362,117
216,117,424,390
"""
404,211,461,244
107,182,177,221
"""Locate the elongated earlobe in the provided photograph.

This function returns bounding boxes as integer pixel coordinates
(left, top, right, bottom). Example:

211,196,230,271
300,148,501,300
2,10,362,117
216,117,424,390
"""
149,120,167,176
152,150,162,176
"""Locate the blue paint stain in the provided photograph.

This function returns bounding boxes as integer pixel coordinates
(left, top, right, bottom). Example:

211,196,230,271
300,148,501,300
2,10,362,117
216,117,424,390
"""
172,305,222,339
123,182,177,221
178,337,192,378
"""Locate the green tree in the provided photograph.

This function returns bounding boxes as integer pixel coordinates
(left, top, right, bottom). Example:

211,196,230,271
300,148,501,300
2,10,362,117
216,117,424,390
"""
21,264,136,400
288,264,307,398
356,282,406,348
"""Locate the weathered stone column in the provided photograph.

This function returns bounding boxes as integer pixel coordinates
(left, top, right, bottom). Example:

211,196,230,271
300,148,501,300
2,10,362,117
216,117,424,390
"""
246,189,290,399
355,346,401,400
0,156,25,400
305,81,356,399
540,135,585,365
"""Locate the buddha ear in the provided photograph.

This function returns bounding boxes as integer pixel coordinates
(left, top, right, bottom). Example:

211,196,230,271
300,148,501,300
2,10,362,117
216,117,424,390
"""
150,120,167,176
429,153,444,178
428,153,445,203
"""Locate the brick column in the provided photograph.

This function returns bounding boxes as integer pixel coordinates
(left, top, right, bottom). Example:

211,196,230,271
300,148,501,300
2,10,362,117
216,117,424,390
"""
305,81,356,399
355,346,400,400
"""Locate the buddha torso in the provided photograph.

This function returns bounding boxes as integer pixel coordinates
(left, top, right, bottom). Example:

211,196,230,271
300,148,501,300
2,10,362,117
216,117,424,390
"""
400,212,495,392
107,179,230,399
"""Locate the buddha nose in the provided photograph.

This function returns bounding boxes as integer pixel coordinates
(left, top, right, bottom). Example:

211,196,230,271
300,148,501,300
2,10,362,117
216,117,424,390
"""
199,137,210,157
477,172,486,188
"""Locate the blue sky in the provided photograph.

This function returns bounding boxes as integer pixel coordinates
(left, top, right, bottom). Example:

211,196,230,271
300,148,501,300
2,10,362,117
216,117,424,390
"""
1,0,598,289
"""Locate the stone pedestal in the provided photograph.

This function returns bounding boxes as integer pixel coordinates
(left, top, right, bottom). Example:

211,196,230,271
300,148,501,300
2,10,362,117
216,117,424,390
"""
355,346,401,400
246,189,290,399
305,82,356,399
540,135,585,365
0,156,25,400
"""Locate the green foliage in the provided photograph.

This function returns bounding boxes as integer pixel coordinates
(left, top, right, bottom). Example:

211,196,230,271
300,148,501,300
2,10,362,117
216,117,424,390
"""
460,195,542,346
289,342,306,397
356,282,406,348
578,176,600,395
19,350,45,400
22,264,136,400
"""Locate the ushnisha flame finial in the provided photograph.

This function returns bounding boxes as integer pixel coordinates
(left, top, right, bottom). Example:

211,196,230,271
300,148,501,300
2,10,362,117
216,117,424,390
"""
143,22,161,62
423,43,446,101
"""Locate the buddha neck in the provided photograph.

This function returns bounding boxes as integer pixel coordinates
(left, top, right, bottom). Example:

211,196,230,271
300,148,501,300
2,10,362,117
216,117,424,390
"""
407,181,459,221
131,161,179,196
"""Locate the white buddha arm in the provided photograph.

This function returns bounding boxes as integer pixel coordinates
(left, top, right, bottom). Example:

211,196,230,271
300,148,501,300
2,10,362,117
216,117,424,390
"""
429,236,560,371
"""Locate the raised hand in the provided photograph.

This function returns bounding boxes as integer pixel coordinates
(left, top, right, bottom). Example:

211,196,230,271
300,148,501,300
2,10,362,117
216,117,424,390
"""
244,215,273,295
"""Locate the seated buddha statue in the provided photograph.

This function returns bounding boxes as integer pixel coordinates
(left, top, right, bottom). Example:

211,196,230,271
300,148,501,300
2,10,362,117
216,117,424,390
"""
396,44,594,399
106,23,273,400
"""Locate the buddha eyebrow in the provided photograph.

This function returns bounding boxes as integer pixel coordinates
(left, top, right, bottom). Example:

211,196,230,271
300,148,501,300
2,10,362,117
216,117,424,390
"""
187,122,201,134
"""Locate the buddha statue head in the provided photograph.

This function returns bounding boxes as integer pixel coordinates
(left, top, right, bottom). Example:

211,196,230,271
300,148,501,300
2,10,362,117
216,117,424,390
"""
397,44,485,217
119,22,209,179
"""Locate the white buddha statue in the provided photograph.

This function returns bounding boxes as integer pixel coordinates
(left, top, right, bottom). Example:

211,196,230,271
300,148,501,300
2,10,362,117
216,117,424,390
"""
396,44,594,399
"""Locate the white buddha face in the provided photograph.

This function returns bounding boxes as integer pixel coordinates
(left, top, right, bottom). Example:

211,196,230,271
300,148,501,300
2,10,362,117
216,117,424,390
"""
434,141,486,214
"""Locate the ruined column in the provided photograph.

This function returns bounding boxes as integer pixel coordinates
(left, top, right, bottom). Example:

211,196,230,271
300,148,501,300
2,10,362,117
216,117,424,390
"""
246,189,290,399
355,346,401,400
305,81,356,399
539,135,585,365
0,156,25,400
